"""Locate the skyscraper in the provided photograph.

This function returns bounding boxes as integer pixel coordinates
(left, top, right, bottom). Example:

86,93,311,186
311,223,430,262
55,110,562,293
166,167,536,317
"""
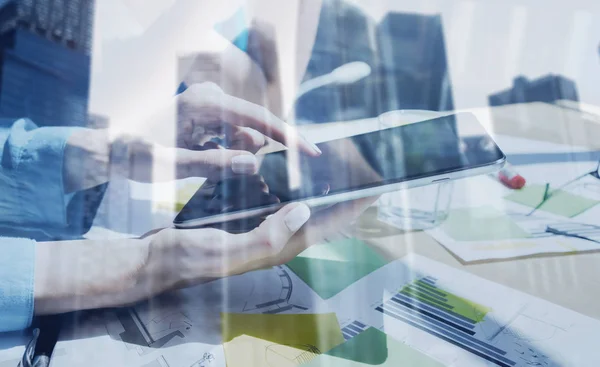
489,75,579,106
374,12,454,114
0,0,94,126
295,0,378,124
294,5,454,124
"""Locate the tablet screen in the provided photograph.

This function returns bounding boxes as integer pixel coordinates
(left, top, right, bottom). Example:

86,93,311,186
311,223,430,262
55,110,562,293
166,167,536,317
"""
174,113,504,224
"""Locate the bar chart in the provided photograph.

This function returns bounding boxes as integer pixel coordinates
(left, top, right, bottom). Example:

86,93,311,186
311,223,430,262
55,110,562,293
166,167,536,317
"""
325,255,599,366
375,276,517,367
341,320,369,341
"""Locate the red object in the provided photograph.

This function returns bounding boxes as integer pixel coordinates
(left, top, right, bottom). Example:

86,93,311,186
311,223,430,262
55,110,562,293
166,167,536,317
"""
498,166,526,189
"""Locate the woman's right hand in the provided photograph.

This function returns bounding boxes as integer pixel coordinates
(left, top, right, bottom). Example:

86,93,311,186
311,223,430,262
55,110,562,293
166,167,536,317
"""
133,203,312,297
34,203,312,315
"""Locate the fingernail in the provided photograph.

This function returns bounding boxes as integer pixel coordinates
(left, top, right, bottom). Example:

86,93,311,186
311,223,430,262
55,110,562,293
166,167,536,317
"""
231,155,258,174
284,204,311,232
246,128,267,148
310,142,322,155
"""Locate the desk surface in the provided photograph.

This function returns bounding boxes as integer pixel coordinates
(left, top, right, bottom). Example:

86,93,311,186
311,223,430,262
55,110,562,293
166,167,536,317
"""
115,102,600,320
296,102,600,321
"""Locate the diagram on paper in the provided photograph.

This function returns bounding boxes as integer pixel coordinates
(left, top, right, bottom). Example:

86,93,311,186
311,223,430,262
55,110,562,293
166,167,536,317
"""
104,265,317,357
325,255,600,366
50,265,323,367
427,205,600,262
141,353,215,367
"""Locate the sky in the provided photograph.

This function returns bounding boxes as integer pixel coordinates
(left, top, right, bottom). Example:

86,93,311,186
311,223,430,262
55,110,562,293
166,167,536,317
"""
89,0,600,120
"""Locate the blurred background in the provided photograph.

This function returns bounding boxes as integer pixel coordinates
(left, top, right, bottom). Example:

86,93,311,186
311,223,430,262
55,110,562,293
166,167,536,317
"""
0,0,598,234
0,0,597,125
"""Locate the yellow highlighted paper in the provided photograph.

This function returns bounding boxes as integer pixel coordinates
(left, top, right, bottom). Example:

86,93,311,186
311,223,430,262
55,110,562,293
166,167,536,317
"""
221,313,344,367
304,327,444,366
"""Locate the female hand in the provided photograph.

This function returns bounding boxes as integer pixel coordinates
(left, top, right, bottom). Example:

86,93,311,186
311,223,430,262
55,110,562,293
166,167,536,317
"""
34,193,378,317
63,82,321,193
172,82,319,154
134,203,312,296
34,203,312,314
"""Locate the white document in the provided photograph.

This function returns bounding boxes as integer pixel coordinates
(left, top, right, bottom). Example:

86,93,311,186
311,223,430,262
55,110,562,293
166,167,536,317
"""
0,331,29,367
427,205,600,262
425,159,600,263
50,265,327,367
326,254,600,367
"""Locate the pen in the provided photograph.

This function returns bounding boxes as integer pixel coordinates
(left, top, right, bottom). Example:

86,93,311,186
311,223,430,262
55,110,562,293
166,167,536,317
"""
497,164,526,189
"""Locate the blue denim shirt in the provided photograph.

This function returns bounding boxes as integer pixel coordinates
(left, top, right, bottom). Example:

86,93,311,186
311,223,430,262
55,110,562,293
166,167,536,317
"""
0,118,76,332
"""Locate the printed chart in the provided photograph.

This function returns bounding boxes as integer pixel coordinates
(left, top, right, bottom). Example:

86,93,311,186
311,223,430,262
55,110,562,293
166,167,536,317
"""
305,327,444,366
326,255,600,366
375,276,515,367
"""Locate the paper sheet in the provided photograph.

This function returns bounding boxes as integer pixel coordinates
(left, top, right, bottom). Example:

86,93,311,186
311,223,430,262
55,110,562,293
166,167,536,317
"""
38,252,600,366
426,159,600,262
0,331,29,367
221,313,344,367
505,184,599,218
440,206,530,242
49,265,327,367
326,254,600,366
428,205,600,262
286,238,388,299
304,327,444,366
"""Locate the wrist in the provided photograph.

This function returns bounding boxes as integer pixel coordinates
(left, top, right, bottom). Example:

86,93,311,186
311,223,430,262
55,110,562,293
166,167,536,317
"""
135,228,217,294
34,237,151,315
134,228,182,293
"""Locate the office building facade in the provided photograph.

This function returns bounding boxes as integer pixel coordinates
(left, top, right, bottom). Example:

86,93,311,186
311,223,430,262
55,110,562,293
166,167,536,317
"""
295,0,378,124
489,75,579,106
374,12,454,114
0,0,94,126
295,3,454,124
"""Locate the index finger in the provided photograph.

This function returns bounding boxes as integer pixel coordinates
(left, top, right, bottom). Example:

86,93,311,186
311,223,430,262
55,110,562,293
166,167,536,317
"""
190,86,321,156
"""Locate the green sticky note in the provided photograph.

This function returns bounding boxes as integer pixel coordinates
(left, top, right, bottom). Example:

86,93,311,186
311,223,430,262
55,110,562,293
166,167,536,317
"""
505,184,599,218
286,238,388,300
222,313,344,367
441,206,530,242
303,327,444,366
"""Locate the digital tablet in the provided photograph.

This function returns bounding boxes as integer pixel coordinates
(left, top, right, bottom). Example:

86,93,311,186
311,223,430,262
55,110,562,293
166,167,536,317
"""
173,112,505,229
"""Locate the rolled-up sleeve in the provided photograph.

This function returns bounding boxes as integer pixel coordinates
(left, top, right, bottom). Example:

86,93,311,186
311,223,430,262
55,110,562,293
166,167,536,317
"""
0,237,35,332
0,118,77,332
0,118,77,228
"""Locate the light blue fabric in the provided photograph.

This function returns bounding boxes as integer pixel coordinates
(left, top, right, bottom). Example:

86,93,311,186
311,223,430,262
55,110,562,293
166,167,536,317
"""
0,118,76,332
0,118,75,229
0,238,35,332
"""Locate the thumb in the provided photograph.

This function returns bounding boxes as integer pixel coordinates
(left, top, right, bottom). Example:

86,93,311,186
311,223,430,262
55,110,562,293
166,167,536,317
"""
178,149,259,180
241,203,312,256
211,203,311,277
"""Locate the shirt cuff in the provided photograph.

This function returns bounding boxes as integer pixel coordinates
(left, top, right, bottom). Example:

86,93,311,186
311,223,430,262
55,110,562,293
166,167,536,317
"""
3,119,79,228
0,237,35,332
